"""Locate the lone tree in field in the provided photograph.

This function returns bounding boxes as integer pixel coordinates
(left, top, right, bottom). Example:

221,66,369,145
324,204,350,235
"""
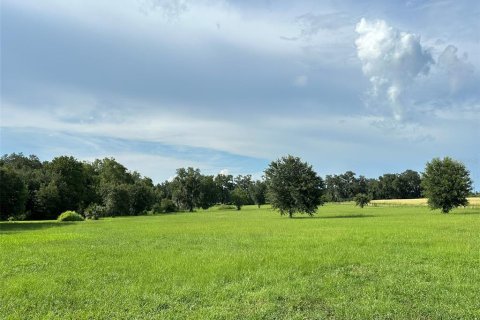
230,187,249,210
421,157,472,213
354,193,370,208
264,155,324,218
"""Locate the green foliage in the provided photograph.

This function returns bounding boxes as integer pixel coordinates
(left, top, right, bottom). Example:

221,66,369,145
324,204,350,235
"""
103,184,132,216
198,175,218,210
422,157,472,213
230,187,250,210
57,210,84,221
250,180,267,207
130,179,155,215
234,175,254,205
214,173,234,204
93,157,133,186
47,156,88,213
354,193,371,208
160,198,177,213
0,167,28,220
265,155,324,218
216,204,237,210
35,181,61,220
84,204,105,220
0,153,43,218
325,170,423,201
172,167,202,212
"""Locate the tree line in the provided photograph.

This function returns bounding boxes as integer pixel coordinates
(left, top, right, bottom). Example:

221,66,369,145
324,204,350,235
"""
0,153,267,220
0,153,474,220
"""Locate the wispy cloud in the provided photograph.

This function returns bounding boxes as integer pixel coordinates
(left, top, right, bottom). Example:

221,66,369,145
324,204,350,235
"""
1,0,479,188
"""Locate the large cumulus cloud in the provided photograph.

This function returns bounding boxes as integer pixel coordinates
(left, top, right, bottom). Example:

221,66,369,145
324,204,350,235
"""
355,18,433,120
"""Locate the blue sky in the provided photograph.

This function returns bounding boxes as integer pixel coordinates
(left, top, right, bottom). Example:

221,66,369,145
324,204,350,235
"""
1,0,479,187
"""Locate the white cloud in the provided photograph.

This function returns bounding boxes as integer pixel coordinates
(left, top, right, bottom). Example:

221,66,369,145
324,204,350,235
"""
437,45,475,93
3,0,302,57
355,18,433,120
219,168,229,175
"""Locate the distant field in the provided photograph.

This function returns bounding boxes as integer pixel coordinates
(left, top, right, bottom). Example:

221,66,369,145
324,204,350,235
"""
371,197,480,207
1,204,479,319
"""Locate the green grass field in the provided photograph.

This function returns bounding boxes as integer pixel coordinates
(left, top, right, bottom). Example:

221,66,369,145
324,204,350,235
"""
1,204,479,319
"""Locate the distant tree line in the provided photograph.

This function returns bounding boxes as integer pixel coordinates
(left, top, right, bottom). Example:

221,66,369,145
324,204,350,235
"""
0,153,474,220
323,169,422,202
0,153,267,220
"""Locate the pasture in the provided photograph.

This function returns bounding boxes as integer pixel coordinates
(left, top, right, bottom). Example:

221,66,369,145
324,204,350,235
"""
1,204,479,319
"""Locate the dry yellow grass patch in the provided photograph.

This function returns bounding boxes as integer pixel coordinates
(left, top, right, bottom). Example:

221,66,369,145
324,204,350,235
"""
371,197,480,207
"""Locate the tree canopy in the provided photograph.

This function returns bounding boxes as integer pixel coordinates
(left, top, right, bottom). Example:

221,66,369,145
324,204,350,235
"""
0,152,475,220
265,155,324,218
421,157,472,213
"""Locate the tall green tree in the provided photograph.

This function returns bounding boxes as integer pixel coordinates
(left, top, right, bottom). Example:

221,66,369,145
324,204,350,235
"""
421,157,472,213
104,184,132,216
0,167,28,220
214,173,234,204
198,175,218,210
265,155,324,218
172,167,202,212
250,180,267,208
395,170,422,199
35,180,61,219
130,178,155,215
1,153,44,218
47,156,88,212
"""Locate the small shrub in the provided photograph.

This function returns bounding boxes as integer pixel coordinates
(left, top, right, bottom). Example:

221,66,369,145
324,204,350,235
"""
354,193,371,208
151,199,177,214
57,210,84,222
84,204,105,220
151,203,163,214
161,199,177,213
216,204,237,210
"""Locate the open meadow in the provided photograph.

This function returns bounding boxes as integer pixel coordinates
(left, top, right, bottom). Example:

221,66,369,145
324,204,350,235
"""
1,204,479,319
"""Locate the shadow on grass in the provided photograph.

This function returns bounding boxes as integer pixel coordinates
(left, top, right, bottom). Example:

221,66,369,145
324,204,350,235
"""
292,214,375,219
458,212,480,215
0,221,70,233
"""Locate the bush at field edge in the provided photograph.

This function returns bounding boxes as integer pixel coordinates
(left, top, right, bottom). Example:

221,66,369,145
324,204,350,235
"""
57,210,84,222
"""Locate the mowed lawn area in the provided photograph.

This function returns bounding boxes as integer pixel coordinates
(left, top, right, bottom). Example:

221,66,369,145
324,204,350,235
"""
1,205,479,319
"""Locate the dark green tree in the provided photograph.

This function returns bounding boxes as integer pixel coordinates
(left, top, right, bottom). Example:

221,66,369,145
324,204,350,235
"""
421,157,472,213
104,184,132,216
214,173,234,204
172,167,202,212
47,156,88,212
378,173,399,199
1,153,44,218
264,155,324,218
0,167,28,220
395,170,422,199
35,180,62,219
250,180,267,208
234,175,254,205
198,175,218,210
130,178,155,215
230,187,250,210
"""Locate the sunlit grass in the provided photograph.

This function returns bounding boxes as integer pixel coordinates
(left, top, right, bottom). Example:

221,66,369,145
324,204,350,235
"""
1,204,479,319
371,197,480,207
